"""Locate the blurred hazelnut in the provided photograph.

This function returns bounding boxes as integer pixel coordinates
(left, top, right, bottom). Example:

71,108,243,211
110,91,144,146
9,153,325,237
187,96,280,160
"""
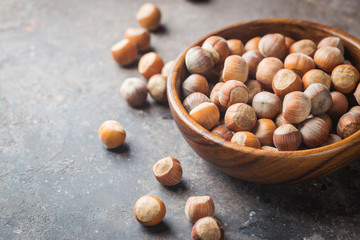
244,37,261,51
225,103,257,132
183,92,210,113
275,113,290,127
227,39,245,56
98,120,126,149
111,39,138,66
148,74,167,103
182,74,209,98
273,124,302,151
349,105,360,113
185,46,214,75
326,91,348,119
256,57,284,90
219,80,249,108
222,55,248,83
136,2,161,31
289,39,317,57
185,196,215,223
304,83,332,116
317,37,344,54
272,69,302,99
210,82,227,112
314,46,344,72
242,49,264,79
202,36,230,64
161,60,175,79
331,64,360,94
283,91,311,124
300,117,329,148
284,53,315,76
321,134,342,146
302,69,331,90
138,52,164,80
120,77,148,107
258,33,287,59
153,157,182,186
134,195,166,226
124,27,150,51
285,37,295,50
252,92,282,119
231,131,261,149
189,102,220,130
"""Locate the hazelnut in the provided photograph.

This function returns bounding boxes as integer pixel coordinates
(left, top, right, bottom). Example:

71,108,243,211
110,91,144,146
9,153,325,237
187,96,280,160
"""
261,146,279,151
192,217,224,240
326,91,348,119
337,111,360,138
153,157,182,186
98,120,126,149
354,83,360,105
331,65,360,94
349,105,360,113
185,46,214,75
252,92,282,119
134,195,166,226
111,39,138,66
189,102,220,130
231,131,261,149
124,27,150,51
242,49,264,79
304,83,332,115
138,52,164,80
300,117,329,148
148,74,167,103
285,37,295,50
252,118,277,146
225,103,257,132
218,80,249,108
272,69,302,99
275,112,290,127
258,33,287,59
136,2,161,31
245,79,263,104
244,37,261,52
289,39,317,57
222,55,248,83
161,60,175,79
120,77,148,107
185,196,215,223
283,91,311,124
227,39,245,56
211,125,233,141
256,57,284,90
202,36,230,64
311,113,333,132
182,74,210,98
317,37,344,54
321,134,342,146
302,69,331,90
273,124,302,151
209,82,227,112
284,53,315,76
183,92,211,113
314,46,344,72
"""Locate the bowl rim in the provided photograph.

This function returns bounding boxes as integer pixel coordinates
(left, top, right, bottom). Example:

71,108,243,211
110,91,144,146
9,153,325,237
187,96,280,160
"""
167,18,360,158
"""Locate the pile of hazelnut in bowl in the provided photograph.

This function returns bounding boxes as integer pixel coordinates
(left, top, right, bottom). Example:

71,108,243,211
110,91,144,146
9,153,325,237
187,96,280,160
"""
167,19,360,184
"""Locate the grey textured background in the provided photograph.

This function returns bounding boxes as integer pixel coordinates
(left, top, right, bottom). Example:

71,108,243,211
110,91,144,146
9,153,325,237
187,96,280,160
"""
1,0,360,239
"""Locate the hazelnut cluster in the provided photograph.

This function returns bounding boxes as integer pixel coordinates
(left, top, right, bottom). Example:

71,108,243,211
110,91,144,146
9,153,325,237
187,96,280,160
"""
183,34,360,150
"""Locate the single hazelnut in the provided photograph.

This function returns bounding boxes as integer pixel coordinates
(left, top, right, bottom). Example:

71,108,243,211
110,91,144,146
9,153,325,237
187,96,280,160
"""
256,57,284,90
183,92,211,113
300,117,329,148
275,112,290,127
354,83,360,105
304,83,332,115
302,69,331,90
258,33,287,59
111,39,138,66
337,111,360,138
321,134,342,146
124,27,150,51
310,113,333,132
326,91,348,119
218,80,249,108
349,105,360,113
202,36,230,64
289,39,317,57
222,55,248,83
209,82,227,112
182,74,210,98
120,77,148,107
138,52,164,80
285,37,295,50
185,196,215,223
153,157,182,186
136,2,161,31
284,53,315,76
273,124,302,151
272,69,302,99
244,37,261,51
192,217,224,240
261,146,279,151
317,37,344,54
148,74,167,103
331,65,360,94
283,91,311,124
231,131,261,149
211,124,233,141
245,79,263,104
134,195,166,226
227,39,245,56
189,102,220,130
314,46,344,72
252,92,282,119
98,120,126,149
185,46,214,75
242,49,264,79
161,60,175,79
252,118,277,146
225,103,257,132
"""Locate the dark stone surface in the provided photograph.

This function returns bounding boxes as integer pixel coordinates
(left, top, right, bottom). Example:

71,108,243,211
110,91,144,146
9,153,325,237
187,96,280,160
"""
1,0,360,239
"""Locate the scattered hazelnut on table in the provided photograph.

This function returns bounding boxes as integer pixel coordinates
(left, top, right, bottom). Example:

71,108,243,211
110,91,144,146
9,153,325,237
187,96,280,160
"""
136,2,161,31
124,27,151,51
192,217,224,240
138,52,164,80
153,157,182,186
98,120,126,149
111,39,138,66
120,77,148,107
148,74,167,103
134,195,166,226
185,196,215,223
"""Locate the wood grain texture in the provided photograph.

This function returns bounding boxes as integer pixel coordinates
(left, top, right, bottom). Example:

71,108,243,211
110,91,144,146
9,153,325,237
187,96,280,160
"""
168,19,360,184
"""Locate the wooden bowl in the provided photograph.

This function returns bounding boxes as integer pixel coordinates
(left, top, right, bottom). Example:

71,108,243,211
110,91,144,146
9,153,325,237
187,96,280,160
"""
167,19,360,184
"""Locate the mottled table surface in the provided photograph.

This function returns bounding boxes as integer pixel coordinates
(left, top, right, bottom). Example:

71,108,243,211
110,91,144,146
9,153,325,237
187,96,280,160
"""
1,0,360,239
